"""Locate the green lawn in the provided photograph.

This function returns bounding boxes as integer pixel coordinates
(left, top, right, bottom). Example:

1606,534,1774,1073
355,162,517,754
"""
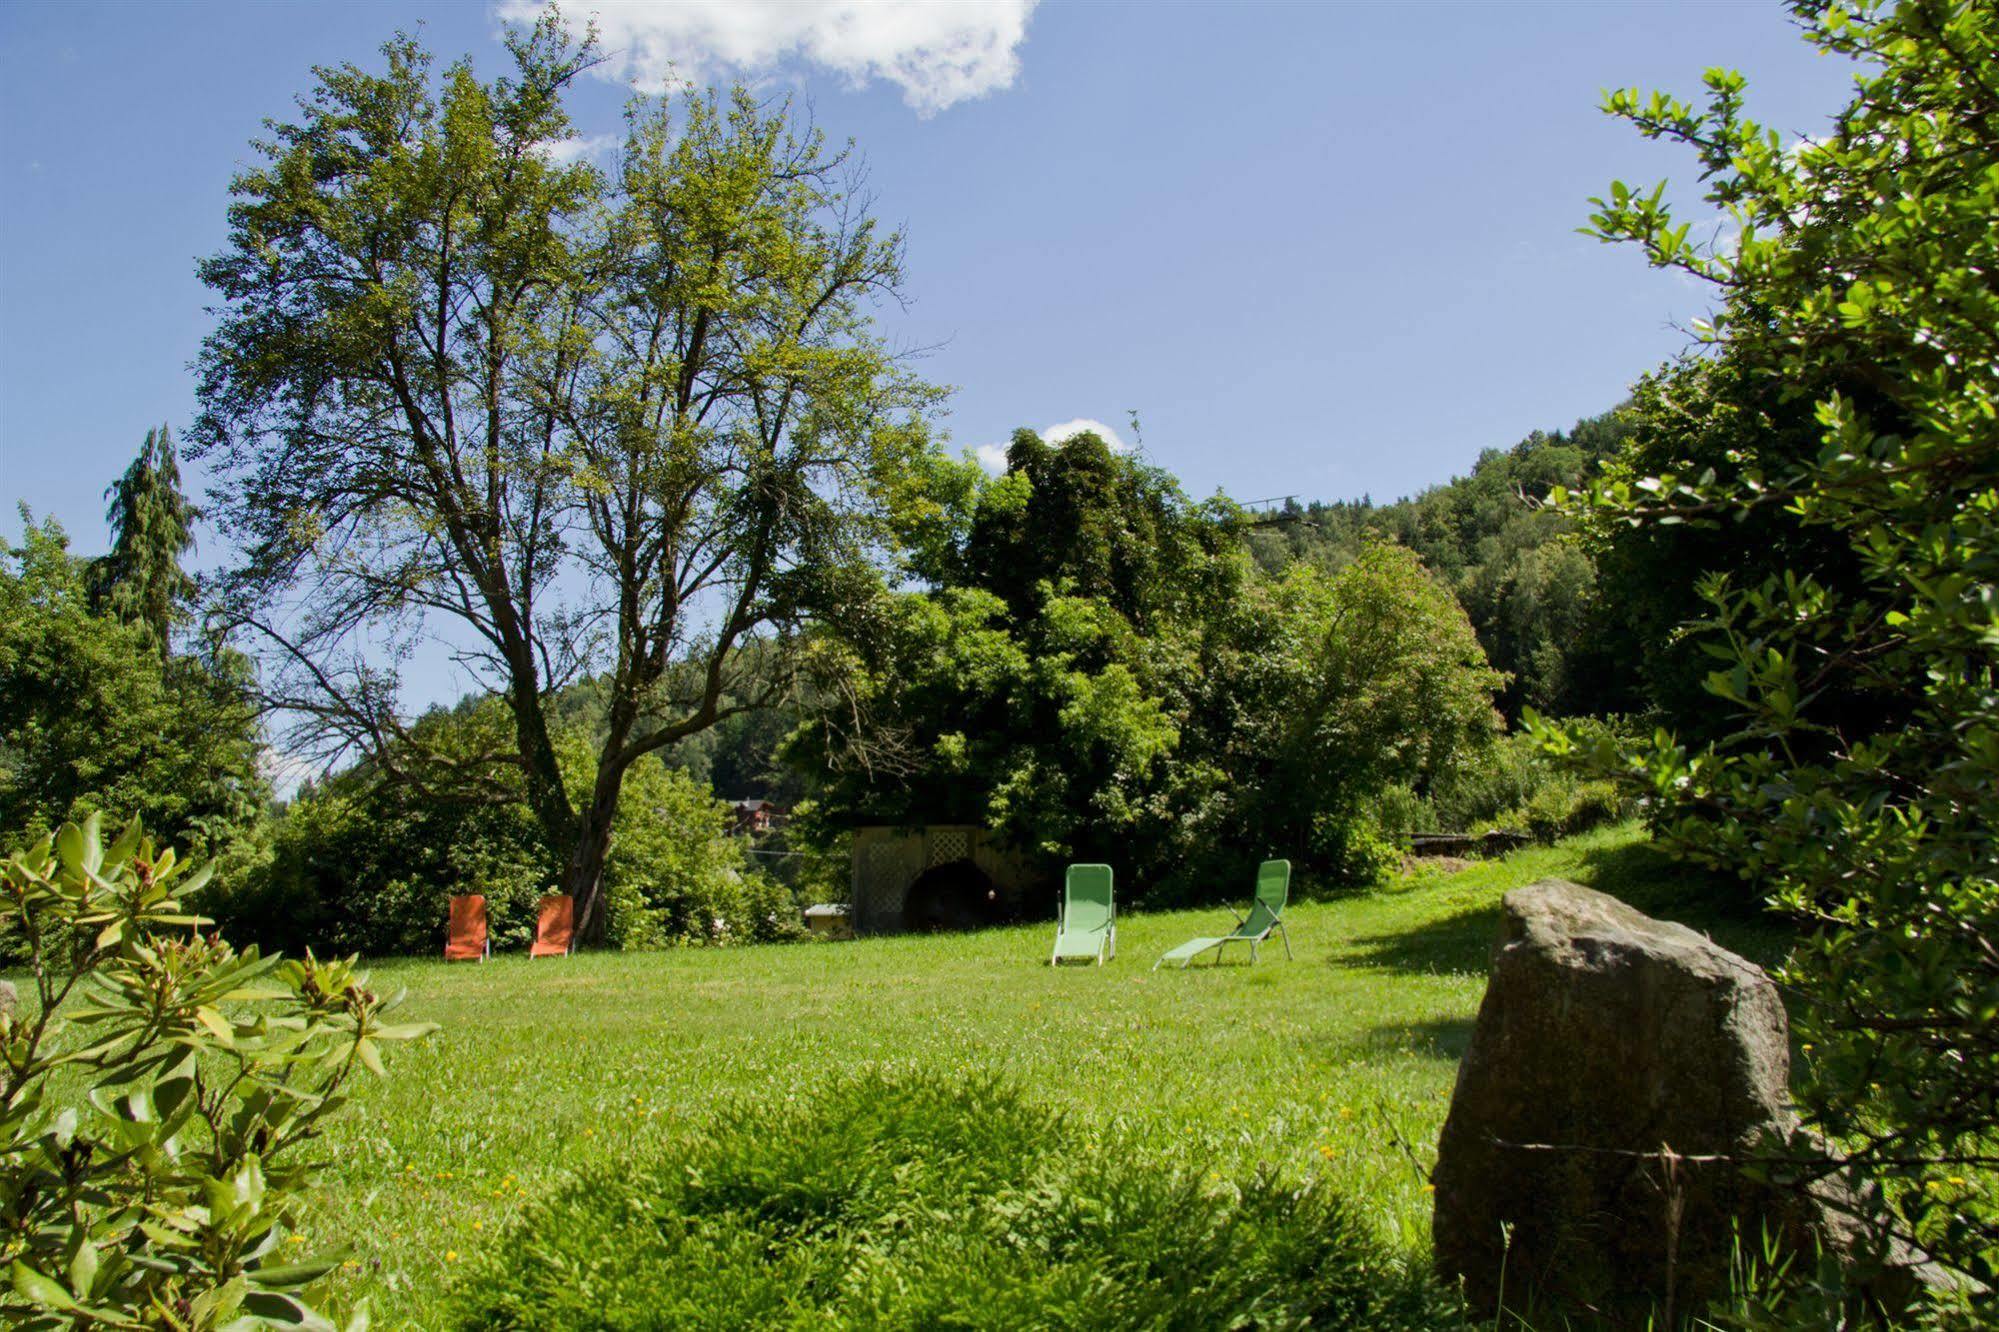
311,823,1778,1327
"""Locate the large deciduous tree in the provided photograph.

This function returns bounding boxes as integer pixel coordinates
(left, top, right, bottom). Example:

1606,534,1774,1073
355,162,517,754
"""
193,21,939,937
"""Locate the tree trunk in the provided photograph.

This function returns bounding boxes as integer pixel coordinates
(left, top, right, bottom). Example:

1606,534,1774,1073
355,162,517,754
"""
562,761,627,945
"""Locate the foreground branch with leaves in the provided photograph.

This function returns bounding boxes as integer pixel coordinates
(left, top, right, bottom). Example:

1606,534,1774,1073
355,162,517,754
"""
1541,0,1999,1298
1,814,434,1329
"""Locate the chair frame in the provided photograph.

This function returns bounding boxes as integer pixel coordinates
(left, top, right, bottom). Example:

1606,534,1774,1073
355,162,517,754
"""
528,893,576,960
1050,864,1116,966
1153,861,1292,970
444,894,491,963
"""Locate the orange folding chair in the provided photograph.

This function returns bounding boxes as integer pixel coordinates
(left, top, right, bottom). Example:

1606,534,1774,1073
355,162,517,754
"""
444,894,490,961
530,894,575,958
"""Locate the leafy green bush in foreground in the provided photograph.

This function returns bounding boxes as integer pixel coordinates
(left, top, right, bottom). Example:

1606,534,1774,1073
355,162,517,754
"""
0,813,434,1329
452,1071,1453,1330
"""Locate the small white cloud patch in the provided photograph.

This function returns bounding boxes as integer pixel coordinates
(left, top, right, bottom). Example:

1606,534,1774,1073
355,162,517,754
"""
1040,418,1129,452
498,0,1038,116
535,132,621,165
972,417,1132,474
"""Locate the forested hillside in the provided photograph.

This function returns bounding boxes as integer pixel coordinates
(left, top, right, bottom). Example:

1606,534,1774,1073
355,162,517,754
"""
1247,408,1634,719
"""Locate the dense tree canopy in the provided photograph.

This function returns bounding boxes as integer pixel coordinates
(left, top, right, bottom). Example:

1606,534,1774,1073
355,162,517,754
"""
1248,412,1632,719
792,430,1501,899
0,513,266,863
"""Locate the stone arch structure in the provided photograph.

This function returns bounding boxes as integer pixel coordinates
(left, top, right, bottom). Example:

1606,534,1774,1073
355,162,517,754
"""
849,824,1039,935
901,858,998,932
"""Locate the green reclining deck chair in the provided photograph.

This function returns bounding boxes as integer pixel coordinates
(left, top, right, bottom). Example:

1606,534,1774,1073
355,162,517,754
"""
1154,859,1292,969
1050,864,1115,965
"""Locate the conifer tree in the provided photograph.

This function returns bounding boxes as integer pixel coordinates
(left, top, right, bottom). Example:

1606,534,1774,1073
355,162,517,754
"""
93,423,199,656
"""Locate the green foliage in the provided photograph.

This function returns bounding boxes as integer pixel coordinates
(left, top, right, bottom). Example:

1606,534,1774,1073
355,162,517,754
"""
1249,413,1633,719
235,697,792,955
1581,359,1870,733
789,432,1234,884
1553,0,1999,1292
0,812,433,1329
795,435,1502,899
1200,545,1503,885
0,512,268,871
450,1070,1452,1329
1372,728,1635,848
246,782,547,960
89,424,199,657
192,19,945,938
589,753,802,948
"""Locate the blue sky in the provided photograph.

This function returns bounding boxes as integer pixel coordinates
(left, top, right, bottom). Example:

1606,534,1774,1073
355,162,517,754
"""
3,2,1851,569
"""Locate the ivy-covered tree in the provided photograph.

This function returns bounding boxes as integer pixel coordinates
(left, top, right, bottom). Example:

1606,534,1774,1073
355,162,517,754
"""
793,431,1500,898
791,431,1229,884
90,423,199,657
1549,0,1999,1292
192,20,940,939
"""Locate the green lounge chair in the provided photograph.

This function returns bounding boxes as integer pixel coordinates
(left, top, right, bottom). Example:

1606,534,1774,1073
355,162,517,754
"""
1050,864,1115,965
1154,859,1292,969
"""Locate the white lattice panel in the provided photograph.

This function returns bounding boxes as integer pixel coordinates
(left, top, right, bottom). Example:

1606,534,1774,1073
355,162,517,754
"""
928,828,970,867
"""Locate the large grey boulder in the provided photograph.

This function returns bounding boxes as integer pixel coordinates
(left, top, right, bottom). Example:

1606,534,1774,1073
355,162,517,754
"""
1432,879,1911,1319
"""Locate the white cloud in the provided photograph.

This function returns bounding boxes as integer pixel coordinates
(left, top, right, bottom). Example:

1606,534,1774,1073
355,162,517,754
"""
971,417,1131,474
536,131,621,165
499,0,1037,116
1040,417,1129,451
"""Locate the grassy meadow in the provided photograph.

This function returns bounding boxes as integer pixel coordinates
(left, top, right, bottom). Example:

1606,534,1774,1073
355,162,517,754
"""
308,823,1780,1326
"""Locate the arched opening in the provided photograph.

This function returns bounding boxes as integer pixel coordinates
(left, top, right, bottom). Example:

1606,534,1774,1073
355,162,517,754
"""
901,859,1002,933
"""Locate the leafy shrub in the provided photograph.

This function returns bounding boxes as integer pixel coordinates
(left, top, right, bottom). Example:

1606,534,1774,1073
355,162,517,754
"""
1419,728,1636,845
0,812,433,1328
452,1070,1453,1330
734,869,809,943
236,714,789,955
1367,783,1434,840
237,773,551,957
596,759,797,947
1426,732,1550,832
1507,777,1627,842
1309,810,1402,889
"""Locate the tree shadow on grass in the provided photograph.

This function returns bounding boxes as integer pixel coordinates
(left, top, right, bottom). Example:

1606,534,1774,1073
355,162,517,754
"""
1345,1016,1476,1064
1338,833,1797,980
1336,902,1501,977
1573,837,1795,969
